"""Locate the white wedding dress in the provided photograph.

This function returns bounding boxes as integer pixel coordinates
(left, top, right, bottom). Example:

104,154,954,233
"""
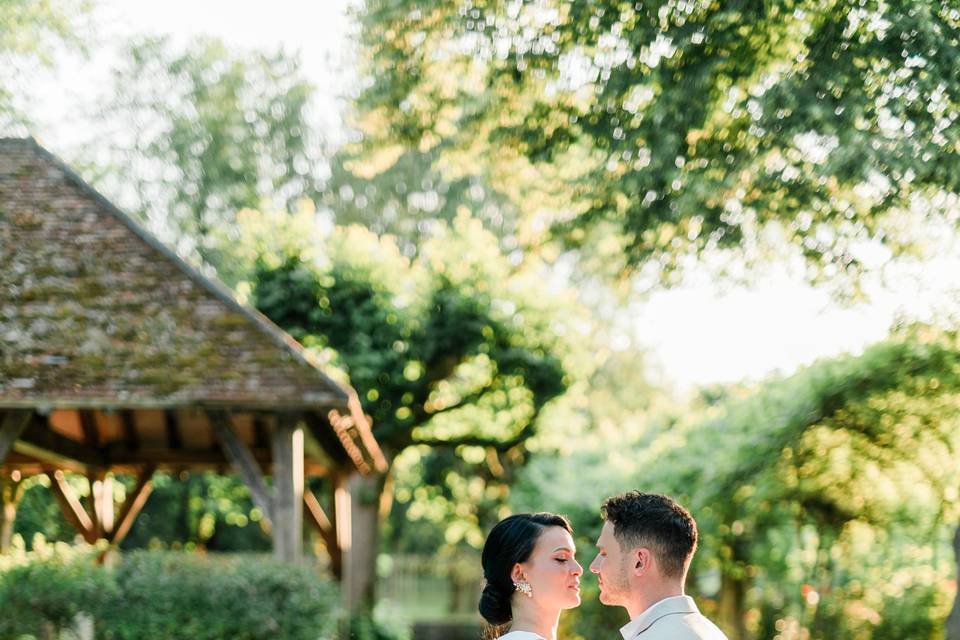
497,632,546,640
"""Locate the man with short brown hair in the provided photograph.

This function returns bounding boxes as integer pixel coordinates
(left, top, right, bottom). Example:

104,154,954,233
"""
589,491,727,639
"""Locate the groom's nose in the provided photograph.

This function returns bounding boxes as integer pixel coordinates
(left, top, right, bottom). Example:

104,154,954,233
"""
589,555,600,573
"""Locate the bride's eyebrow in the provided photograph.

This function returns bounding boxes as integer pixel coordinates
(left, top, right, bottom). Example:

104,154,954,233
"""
553,546,573,553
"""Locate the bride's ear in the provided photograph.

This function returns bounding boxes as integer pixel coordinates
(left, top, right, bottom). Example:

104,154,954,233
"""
511,563,525,582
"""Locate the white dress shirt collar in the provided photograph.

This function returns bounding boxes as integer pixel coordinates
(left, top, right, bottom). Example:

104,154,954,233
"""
619,595,699,640
497,631,547,640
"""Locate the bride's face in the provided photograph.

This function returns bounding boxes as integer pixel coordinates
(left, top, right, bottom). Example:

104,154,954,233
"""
513,526,583,610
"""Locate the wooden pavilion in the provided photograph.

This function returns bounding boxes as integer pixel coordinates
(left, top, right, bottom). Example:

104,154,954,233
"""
0,137,386,607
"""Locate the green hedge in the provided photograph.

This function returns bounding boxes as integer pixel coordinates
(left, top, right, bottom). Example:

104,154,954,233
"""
0,545,341,640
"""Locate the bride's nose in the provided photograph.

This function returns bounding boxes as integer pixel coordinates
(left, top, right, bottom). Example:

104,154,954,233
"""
571,559,583,576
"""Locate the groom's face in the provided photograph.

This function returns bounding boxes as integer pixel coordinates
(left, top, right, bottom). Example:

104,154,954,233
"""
589,521,631,607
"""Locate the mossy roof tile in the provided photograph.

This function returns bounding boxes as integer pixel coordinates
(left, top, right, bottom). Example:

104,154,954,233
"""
0,138,348,410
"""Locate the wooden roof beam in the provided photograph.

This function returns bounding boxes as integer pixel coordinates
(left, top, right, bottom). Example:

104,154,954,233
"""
47,470,97,544
107,465,156,547
14,416,106,471
0,411,32,465
208,410,274,524
304,488,342,579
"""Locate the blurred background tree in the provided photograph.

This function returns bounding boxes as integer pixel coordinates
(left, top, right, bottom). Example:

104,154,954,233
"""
0,0,90,129
4,0,960,638
350,0,960,283
512,325,960,640
90,36,323,285
239,208,578,579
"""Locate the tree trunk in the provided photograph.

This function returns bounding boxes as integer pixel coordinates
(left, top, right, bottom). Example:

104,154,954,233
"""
343,471,384,610
946,525,960,640
717,570,749,640
716,531,750,640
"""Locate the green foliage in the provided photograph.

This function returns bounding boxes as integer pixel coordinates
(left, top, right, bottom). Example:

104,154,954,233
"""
0,549,341,640
351,0,960,279
0,542,110,638
871,576,949,640
120,472,271,552
93,36,322,282
11,472,271,553
516,325,960,639
103,553,340,640
11,476,75,546
324,146,521,257
253,217,568,452
347,609,410,640
249,213,574,551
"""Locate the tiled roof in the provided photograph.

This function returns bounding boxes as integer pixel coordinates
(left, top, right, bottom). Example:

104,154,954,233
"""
0,137,348,409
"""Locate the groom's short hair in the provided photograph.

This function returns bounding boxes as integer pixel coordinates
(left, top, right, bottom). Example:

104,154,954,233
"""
601,491,698,579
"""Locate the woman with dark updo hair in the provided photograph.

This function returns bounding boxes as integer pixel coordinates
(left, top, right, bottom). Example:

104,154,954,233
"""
479,513,583,640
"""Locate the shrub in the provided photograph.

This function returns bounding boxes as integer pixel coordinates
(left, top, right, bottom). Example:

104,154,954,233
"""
0,542,111,639
0,549,341,640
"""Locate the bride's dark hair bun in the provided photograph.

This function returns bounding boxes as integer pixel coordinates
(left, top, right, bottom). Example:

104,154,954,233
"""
478,512,572,626
479,582,512,626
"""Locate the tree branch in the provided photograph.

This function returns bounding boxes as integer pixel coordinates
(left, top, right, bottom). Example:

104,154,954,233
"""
411,408,541,452
412,383,497,424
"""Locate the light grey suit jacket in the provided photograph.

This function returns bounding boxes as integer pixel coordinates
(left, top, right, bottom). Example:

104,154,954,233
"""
619,596,728,640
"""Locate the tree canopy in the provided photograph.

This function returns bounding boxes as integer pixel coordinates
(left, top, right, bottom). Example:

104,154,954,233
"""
242,208,580,549
92,36,323,282
248,211,570,455
350,0,960,278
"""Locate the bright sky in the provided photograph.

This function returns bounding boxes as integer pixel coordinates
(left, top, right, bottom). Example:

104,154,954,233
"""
25,0,960,391
634,261,960,390
31,0,356,149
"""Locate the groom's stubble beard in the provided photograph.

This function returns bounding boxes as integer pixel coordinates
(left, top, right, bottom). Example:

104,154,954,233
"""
599,561,632,607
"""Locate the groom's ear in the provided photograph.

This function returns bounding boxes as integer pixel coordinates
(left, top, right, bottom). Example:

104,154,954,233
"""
632,548,652,577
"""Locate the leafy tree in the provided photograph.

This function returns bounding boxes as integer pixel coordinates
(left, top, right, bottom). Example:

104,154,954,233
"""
350,0,960,279
325,145,522,258
514,325,960,640
0,0,89,130
92,36,323,283
244,208,574,596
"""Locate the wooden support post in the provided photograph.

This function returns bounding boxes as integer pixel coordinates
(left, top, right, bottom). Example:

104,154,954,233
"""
120,411,139,451
79,411,100,448
1,471,25,554
86,472,102,540
0,411,32,465
95,475,115,536
272,415,304,564
333,472,350,557
108,465,155,547
304,487,342,578
330,470,357,611
47,470,97,544
0,412,29,553
164,410,182,450
208,410,274,523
